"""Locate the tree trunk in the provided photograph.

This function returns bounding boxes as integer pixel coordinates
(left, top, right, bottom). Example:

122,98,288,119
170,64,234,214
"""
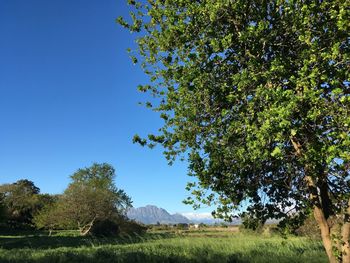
79,218,96,236
342,199,350,263
80,224,93,236
305,175,337,263
313,206,338,263
290,138,338,262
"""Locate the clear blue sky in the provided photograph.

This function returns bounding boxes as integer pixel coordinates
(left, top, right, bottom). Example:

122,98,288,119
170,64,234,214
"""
0,0,209,214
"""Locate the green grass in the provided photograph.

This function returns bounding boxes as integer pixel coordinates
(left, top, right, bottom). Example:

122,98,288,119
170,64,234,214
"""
0,229,327,263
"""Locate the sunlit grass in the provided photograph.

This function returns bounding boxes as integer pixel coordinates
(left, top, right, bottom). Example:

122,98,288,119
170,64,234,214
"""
0,229,327,263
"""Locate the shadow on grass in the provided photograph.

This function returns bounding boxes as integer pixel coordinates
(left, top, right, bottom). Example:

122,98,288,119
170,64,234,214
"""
0,241,326,263
0,246,325,263
0,249,250,263
0,230,326,263
0,231,175,249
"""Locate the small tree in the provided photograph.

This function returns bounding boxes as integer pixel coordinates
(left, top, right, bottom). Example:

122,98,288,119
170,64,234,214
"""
119,1,350,262
32,195,60,234
35,163,132,236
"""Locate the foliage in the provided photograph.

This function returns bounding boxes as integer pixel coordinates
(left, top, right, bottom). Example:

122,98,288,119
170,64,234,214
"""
149,224,171,231
198,223,207,228
0,193,6,225
240,213,264,234
175,223,189,230
32,196,62,231
118,219,148,236
119,1,349,261
89,219,120,237
34,163,132,235
295,213,321,240
0,180,47,229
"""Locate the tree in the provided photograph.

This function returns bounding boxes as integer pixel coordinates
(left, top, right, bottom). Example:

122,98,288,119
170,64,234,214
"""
0,180,42,228
32,194,60,234
34,163,132,236
0,193,7,225
118,1,350,262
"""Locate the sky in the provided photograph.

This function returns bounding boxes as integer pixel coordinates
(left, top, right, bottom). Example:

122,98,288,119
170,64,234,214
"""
0,0,213,215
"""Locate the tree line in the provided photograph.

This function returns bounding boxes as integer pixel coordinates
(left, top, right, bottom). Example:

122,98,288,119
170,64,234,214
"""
0,163,143,236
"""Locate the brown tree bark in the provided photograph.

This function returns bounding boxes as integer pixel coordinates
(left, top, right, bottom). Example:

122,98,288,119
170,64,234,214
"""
342,199,350,263
305,174,337,263
290,138,338,262
79,217,96,236
313,205,337,263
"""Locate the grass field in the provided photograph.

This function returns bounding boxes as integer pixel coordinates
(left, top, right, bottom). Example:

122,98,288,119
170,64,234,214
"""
0,228,327,263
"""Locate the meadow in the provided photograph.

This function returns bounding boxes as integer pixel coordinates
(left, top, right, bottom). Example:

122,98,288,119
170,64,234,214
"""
0,228,327,263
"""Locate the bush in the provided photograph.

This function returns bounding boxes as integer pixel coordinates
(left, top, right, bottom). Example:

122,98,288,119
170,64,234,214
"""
198,223,207,228
119,220,147,235
239,214,264,234
175,223,189,230
295,215,321,239
149,224,170,231
90,219,120,237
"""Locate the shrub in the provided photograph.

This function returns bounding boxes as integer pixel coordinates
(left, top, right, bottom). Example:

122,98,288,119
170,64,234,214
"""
119,220,147,235
295,215,321,240
239,214,264,234
150,224,170,231
175,223,189,230
90,219,120,237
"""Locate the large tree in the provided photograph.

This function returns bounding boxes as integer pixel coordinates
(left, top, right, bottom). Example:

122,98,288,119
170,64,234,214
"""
34,163,132,235
118,1,350,262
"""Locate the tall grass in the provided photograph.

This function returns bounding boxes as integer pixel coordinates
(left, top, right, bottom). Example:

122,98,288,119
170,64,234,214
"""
0,230,327,263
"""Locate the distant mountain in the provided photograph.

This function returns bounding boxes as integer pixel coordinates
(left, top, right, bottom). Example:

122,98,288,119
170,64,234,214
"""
127,205,244,225
127,205,190,224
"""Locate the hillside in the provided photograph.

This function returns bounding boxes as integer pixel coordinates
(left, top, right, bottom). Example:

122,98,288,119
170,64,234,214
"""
127,205,190,224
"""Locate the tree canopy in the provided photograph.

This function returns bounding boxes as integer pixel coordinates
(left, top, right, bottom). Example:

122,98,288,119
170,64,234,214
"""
118,1,350,262
34,163,132,236
0,179,48,228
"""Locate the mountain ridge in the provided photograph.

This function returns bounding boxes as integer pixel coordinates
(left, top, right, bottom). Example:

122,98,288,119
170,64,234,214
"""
127,205,243,225
127,205,190,224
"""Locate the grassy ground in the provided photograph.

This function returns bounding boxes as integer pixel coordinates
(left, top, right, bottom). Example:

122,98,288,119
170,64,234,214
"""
0,228,327,263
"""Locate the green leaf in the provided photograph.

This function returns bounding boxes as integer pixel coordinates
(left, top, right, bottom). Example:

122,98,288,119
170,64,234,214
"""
271,147,282,157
